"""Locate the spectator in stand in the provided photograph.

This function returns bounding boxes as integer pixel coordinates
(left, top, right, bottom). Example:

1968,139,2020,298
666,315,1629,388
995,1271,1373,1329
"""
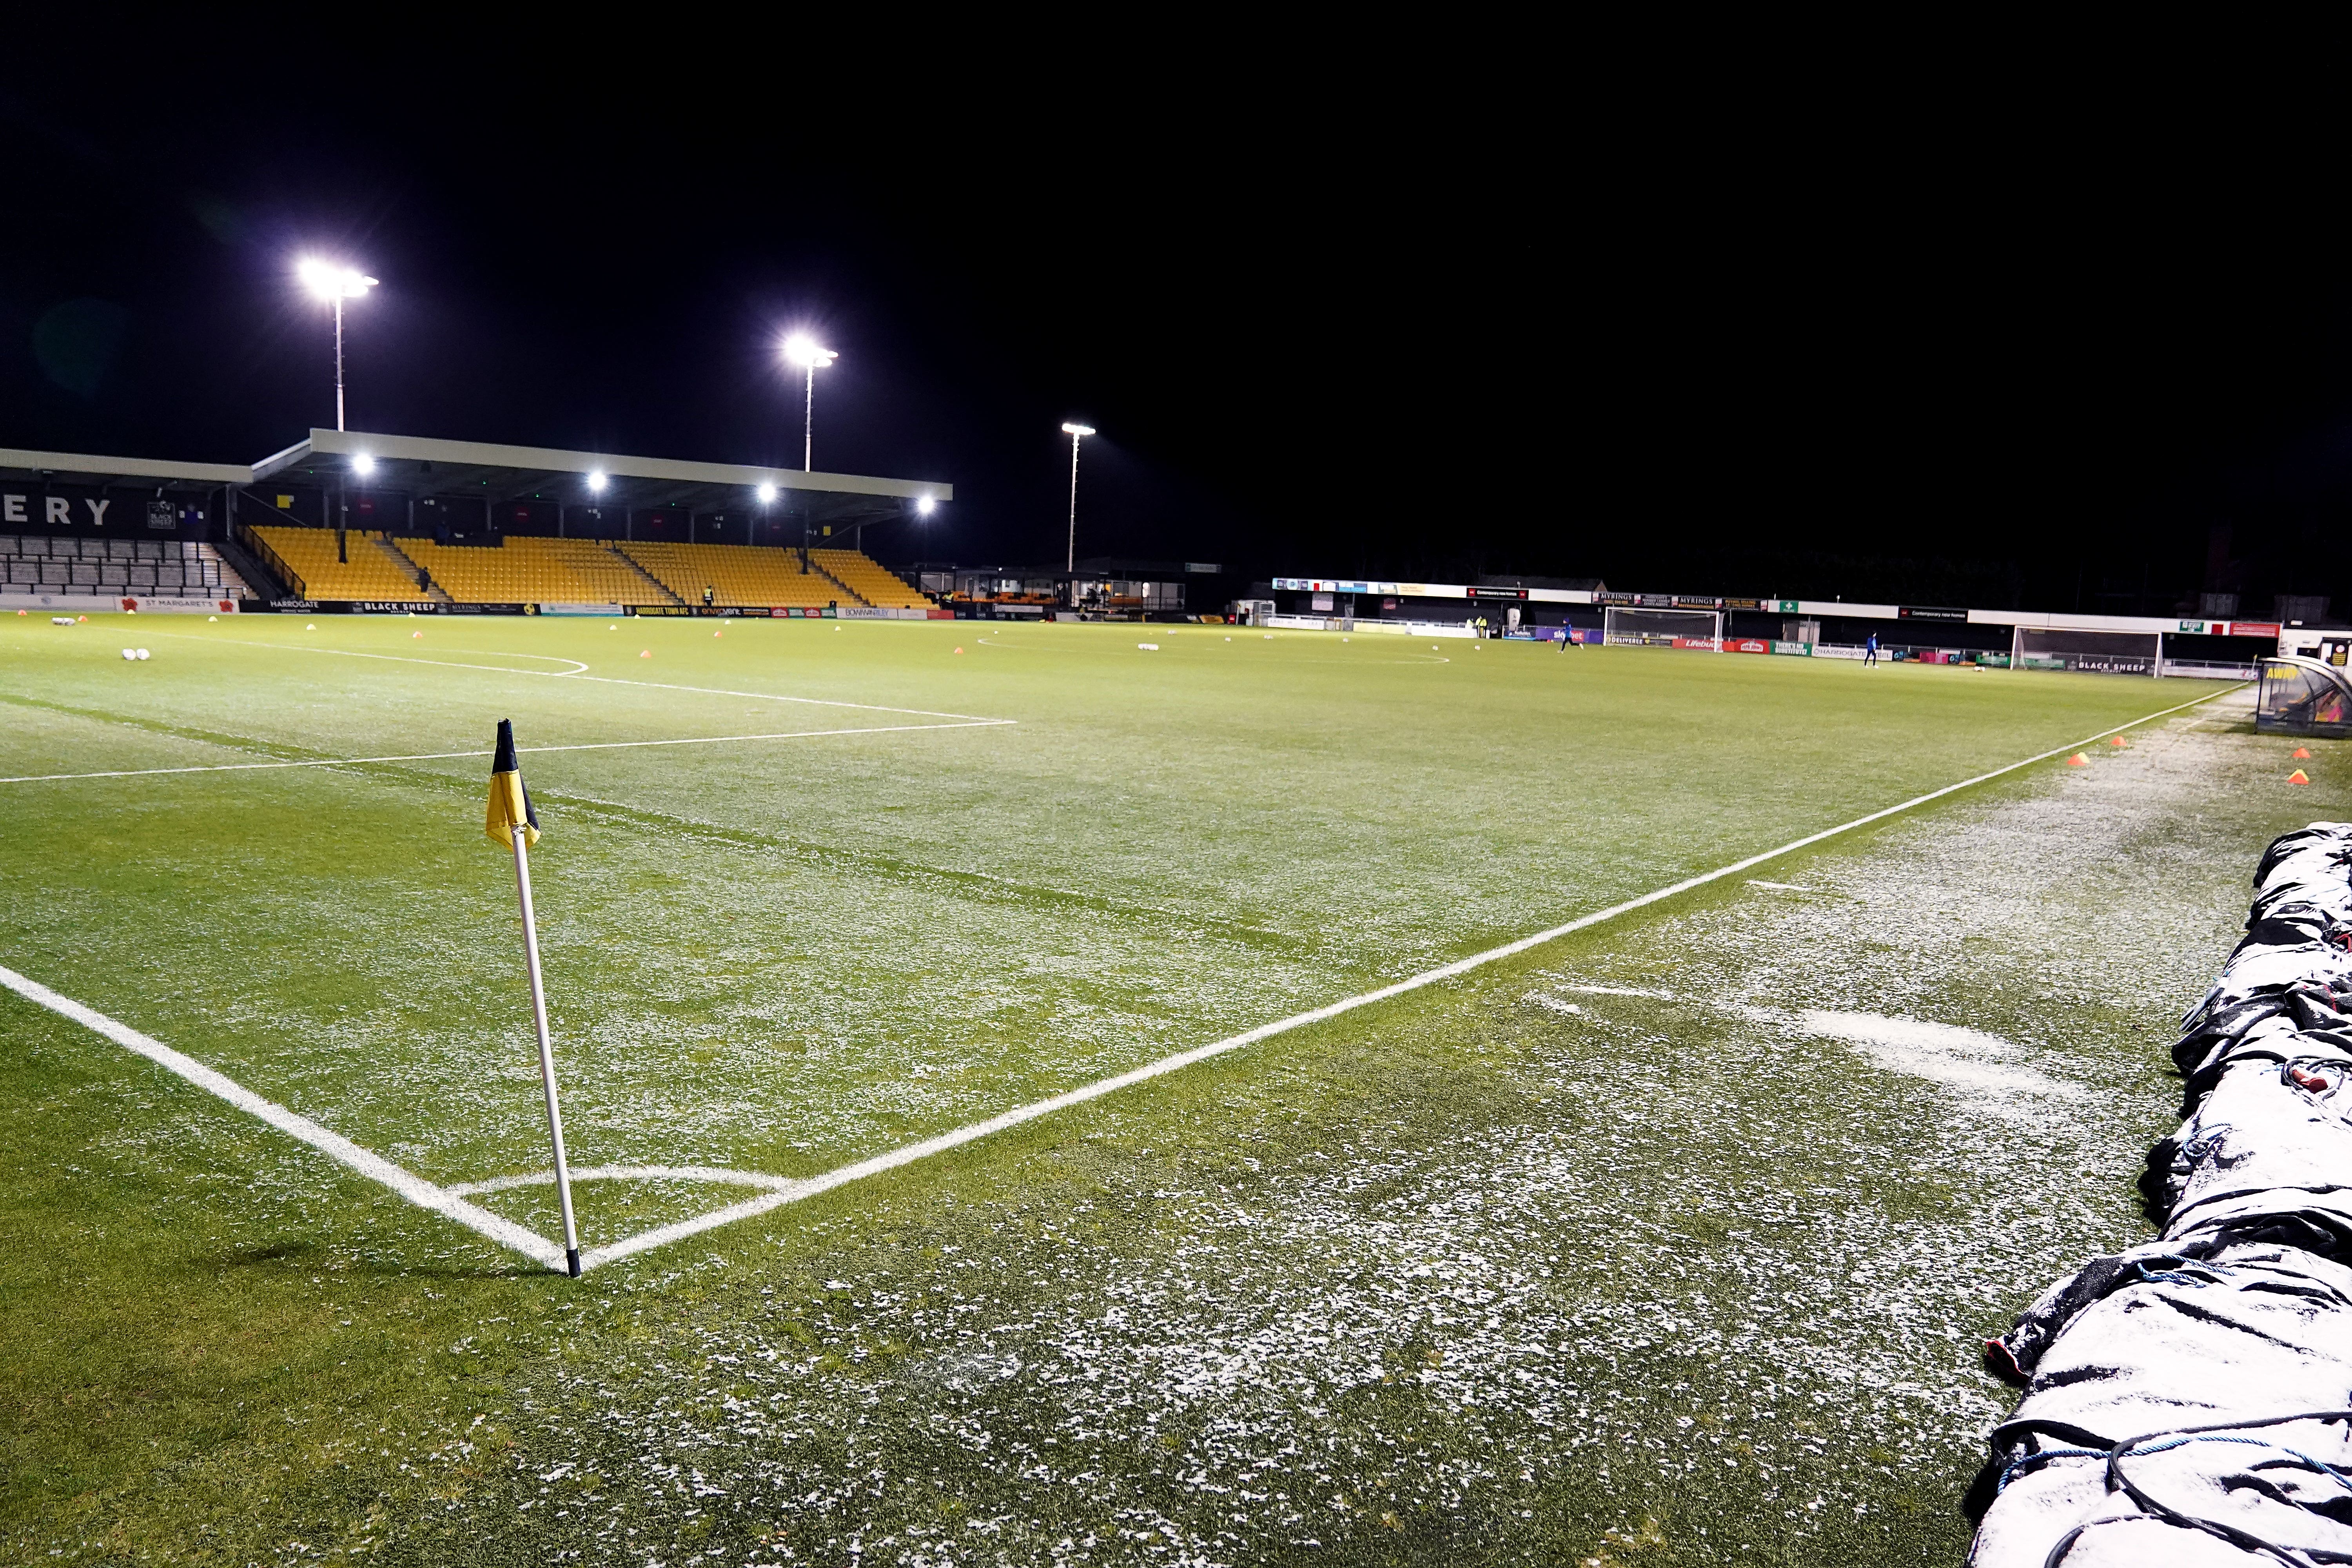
703,584,715,607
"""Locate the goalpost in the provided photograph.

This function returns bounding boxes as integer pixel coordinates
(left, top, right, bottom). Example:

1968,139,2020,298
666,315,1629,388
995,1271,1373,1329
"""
1603,606,1722,651
2010,626,2163,677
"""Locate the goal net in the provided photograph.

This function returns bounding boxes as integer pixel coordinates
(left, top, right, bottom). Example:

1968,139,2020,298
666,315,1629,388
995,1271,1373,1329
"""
2011,626,2162,676
1604,607,1722,651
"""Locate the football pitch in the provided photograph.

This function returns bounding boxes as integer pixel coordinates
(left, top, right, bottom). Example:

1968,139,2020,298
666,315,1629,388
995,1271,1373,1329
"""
0,614,2329,1565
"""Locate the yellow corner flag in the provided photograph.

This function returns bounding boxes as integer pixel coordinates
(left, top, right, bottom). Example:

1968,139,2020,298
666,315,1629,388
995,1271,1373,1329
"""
485,719,541,849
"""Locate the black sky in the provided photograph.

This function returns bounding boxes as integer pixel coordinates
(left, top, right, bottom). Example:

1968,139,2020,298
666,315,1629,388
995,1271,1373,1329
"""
6,31,2350,615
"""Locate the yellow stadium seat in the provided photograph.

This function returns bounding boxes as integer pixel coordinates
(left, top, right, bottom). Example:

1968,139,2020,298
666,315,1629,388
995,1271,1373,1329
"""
809,549,929,609
250,527,430,602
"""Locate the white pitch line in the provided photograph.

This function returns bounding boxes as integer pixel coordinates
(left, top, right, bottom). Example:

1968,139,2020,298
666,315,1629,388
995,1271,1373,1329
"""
171,633,1004,722
575,682,2248,1269
0,964,565,1272
0,720,1012,785
2,682,2247,1275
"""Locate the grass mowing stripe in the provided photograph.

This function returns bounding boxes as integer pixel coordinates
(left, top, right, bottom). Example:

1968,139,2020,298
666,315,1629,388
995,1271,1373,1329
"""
0,964,565,1271
0,719,1016,785
574,682,2247,1269
165,630,1011,722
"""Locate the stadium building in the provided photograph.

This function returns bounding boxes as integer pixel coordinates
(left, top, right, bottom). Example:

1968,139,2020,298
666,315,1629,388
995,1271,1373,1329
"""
0,429,947,618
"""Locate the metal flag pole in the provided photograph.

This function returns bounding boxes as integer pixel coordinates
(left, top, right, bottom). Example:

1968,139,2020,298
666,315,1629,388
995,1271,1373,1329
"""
509,823,581,1276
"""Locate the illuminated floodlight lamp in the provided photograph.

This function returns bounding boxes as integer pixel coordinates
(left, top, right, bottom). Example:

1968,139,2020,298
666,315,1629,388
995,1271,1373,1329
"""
586,471,608,493
351,453,376,476
757,483,778,504
915,495,937,517
1061,422,1095,437
297,258,377,301
781,334,837,370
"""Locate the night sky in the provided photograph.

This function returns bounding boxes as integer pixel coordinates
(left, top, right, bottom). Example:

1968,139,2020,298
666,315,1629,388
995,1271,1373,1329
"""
6,36,2348,616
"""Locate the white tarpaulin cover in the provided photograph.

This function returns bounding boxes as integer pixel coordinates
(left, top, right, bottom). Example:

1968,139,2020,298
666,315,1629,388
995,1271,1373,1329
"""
1967,823,2352,1566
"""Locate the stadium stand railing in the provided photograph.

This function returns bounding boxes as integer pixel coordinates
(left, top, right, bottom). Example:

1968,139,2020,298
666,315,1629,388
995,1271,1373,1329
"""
249,526,436,603
809,548,928,609
619,542,846,608
0,533,246,600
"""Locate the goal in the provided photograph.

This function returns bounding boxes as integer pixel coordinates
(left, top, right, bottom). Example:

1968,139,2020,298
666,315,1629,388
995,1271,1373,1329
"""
1604,606,1722,651
2011,626,2162,677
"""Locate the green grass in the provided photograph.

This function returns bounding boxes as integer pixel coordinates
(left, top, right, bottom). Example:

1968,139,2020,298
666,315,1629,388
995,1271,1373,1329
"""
0,612,2325,1564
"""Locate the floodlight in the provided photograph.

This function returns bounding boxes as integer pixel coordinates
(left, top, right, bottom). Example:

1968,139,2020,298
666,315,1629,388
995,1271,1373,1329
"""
1062,423,1095,571
757,483,778,503
352,453,376,476
587,471,608,493
915,495,937,516
297,258,377,432
297,258,376,300
782,334,837,370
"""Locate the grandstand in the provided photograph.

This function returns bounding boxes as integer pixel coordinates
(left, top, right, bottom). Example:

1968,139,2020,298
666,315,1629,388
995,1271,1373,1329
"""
401,537,676,607
618,541,840,608
810,548,927,609
250,527,928,612
249,526,433,603
0,534,243,601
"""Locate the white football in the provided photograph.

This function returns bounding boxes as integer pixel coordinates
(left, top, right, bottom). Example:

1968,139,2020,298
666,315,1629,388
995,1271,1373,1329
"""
122,648,136,660
136,649,150,660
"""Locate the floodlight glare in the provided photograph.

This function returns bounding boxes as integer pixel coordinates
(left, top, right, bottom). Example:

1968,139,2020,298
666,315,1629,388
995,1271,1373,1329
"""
352,453,376,476
782,334,837,370
1061,423,1095,437
586,471,608,493
915,495,937,516
297,258,376,300
757,483,778,503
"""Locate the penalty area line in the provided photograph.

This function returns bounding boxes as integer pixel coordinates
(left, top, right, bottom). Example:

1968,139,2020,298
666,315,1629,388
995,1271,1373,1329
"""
0,719,1012,786
0,964,566,1272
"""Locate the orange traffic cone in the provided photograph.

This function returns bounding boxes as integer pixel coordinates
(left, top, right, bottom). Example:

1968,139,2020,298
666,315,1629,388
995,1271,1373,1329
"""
2294,747,2312,759
2067,753,2090,767
2290,770,2312,785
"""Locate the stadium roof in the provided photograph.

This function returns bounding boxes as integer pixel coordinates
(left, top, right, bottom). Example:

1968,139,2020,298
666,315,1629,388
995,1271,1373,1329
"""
259,430,947,526
3,429,952,526
0,446,250,487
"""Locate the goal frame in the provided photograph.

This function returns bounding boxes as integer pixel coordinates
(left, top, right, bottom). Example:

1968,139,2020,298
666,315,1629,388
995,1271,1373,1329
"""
1603,606,1723,652
2009,625,2163,678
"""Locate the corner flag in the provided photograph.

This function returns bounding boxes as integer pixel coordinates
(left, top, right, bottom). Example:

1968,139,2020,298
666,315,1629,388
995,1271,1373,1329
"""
485,719,540,849
486,718,579,1277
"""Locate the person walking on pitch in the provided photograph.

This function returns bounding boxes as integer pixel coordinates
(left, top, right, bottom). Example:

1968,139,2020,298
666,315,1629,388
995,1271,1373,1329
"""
486,719,583,1277
1865,632,1878,666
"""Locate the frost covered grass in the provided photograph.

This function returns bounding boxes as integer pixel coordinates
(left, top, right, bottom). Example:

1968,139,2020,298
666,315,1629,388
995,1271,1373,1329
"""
0,613,2323,1563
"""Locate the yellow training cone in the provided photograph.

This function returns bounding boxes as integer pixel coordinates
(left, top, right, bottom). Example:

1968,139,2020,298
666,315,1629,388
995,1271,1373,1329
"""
2290,769,2312,785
